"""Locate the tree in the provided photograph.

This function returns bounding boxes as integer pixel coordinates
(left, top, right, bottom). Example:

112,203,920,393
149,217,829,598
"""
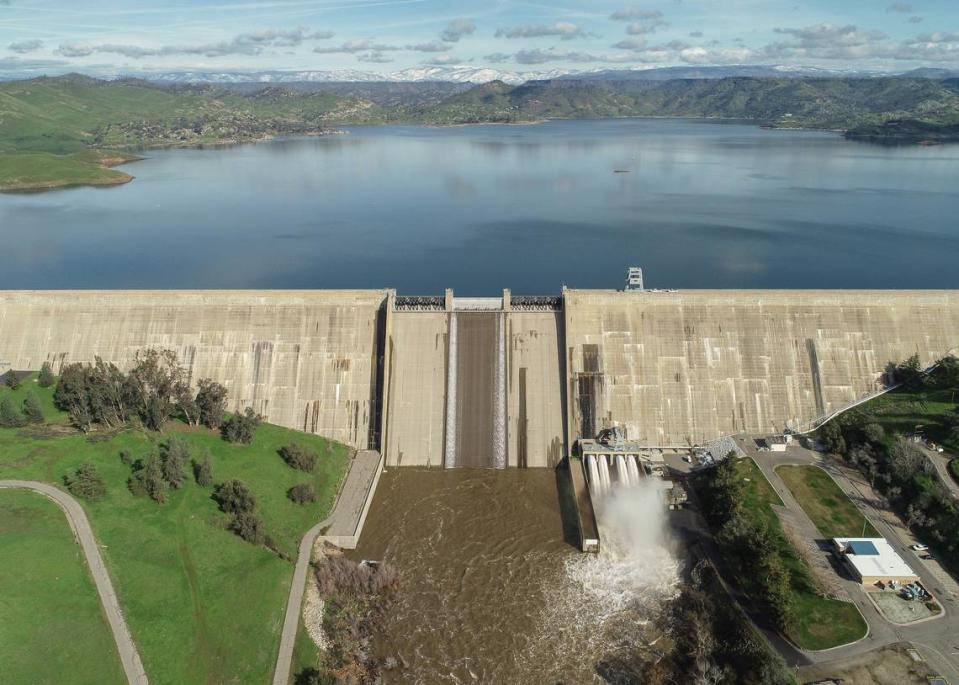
213,479,256,515
4,371,20,390
64,463,107,501
196,379,228,429
22,393,44,424
933,354,959,389
0,396,25,428
222,407,261,444
279,443,317,472
129,453,168,504
229,511,266,544
288,483,316,504
760,553,795,632
38,361,56,388
819,420,846,456
193,453,213,487
862,422,885,444
896,354,924,387
161,437,189,489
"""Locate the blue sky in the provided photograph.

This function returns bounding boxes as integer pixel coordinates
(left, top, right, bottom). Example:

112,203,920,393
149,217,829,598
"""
1,0,957,76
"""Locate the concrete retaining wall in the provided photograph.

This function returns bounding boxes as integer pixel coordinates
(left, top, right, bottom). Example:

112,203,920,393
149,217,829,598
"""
0,290,388,449
564,290,959,447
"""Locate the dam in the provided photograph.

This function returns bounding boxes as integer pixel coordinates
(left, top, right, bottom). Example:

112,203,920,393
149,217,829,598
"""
2,287,958,468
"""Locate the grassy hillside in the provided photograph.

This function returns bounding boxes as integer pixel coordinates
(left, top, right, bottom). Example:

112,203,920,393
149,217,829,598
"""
416,77,959,132
0,490,127,685
2,74,958,190
0,374,351,684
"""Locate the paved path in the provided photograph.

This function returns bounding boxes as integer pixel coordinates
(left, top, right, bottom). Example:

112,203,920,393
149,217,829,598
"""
742,442,959,683
272,450,383,685
922,446,959,501
0,480,149,685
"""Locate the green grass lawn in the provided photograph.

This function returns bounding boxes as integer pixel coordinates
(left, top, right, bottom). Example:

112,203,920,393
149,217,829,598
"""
0,375,350,684
0,490,127,685
776,465,879,539
734,459,868,651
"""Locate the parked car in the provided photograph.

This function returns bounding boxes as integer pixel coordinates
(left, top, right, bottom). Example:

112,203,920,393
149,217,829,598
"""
920,553,934,561
911,543,929,552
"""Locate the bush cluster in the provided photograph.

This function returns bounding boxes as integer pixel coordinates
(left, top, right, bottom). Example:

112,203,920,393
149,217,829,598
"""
213,479,267,545
279,443,317,472
287,483,316,504
222,407,261,444
64,463,107,501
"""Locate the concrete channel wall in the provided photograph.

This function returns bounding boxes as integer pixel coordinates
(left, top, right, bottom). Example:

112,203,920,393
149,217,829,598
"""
564,289,959,447
0,290,388,449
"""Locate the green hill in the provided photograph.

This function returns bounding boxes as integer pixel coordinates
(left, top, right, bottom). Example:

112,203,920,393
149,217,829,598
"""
2,74,959,190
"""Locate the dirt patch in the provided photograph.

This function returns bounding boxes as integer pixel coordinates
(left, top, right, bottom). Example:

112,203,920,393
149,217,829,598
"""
798,643,937,685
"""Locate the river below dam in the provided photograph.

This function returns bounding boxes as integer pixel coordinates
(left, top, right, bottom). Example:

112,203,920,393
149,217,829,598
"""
1,118,958,293
348,468,680,684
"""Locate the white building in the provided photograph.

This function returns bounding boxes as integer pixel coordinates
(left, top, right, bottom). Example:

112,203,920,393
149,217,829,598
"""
832,538,920,586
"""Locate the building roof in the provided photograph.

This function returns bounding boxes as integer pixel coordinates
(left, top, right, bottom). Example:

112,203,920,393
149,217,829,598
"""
834,538,917,579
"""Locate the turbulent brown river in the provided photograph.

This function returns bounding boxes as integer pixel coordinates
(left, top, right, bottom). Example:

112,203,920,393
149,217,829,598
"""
348,468,680,684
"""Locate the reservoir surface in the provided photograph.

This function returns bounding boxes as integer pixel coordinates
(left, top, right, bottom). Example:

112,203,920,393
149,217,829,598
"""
1,119,957,293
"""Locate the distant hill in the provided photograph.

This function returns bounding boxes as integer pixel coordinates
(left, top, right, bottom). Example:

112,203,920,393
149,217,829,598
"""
415,77,959,131
2,74,958,191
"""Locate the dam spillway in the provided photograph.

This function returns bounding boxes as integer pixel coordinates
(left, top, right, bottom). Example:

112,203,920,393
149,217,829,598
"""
2,288,959,465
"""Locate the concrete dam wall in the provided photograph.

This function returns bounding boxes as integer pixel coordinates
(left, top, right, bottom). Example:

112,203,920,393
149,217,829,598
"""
2,288,958,462
0,290,387,449
564,289,959,447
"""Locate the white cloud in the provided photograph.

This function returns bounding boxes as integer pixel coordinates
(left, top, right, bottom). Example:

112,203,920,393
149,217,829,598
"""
356,50,393,63
495,22,591,41
408,41,449,52
56,27,334,59
886,2,913,13
314,39,400,55
440,18,475,43
610,7,663,22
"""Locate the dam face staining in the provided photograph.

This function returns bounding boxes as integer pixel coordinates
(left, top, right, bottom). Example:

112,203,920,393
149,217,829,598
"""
3,288,958,467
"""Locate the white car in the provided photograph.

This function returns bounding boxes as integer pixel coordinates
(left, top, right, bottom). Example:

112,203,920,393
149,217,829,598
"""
910,543,929,552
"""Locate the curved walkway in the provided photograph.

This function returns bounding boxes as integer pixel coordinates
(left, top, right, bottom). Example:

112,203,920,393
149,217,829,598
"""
272,450,383,685
0,480,149,685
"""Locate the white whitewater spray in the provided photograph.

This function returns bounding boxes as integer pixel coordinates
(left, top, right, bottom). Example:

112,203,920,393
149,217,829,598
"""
528,478,680,674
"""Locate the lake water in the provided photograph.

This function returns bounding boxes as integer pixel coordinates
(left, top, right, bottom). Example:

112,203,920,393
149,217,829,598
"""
2,119,958,294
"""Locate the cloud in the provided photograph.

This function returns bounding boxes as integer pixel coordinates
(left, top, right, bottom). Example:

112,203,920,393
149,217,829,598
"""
766,23,889,60
513,48,635,64
422,54,462,65
626,20,666,36
440,18,475,43
886,2,913,12
679,46,756,64
484,52,511,63
0,1,11,6
314,39,400,54
408,41,449,52
689,31,703,38
908,16,923,24
56,27,334,59
495,22,591,41
356,50,393,63
611,38,647,50
8,39,43,54
610,7,663,22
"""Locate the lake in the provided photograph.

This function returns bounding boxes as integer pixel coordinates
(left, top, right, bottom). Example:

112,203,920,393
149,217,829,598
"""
2,119,958,294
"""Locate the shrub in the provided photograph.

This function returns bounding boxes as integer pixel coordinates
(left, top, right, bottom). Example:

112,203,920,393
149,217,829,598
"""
64,463,107,501
119,450,135,466
213,479,256,515
222,407,261,444
288,483,316,504
229,511,266,545
22,393,44,424
38,362,56,388
129,452,168,504
4,371,21,390
193,454,214,487
0,396,25,428
279,443,318,472
196,378,229,429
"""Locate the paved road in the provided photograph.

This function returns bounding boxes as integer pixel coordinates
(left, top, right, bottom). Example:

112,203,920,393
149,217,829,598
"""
922,446,959,501
0,480,149,685
272,451,383,685
743,443,959,683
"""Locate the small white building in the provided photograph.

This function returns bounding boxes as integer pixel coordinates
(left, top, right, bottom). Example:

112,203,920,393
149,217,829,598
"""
832,538,920,586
